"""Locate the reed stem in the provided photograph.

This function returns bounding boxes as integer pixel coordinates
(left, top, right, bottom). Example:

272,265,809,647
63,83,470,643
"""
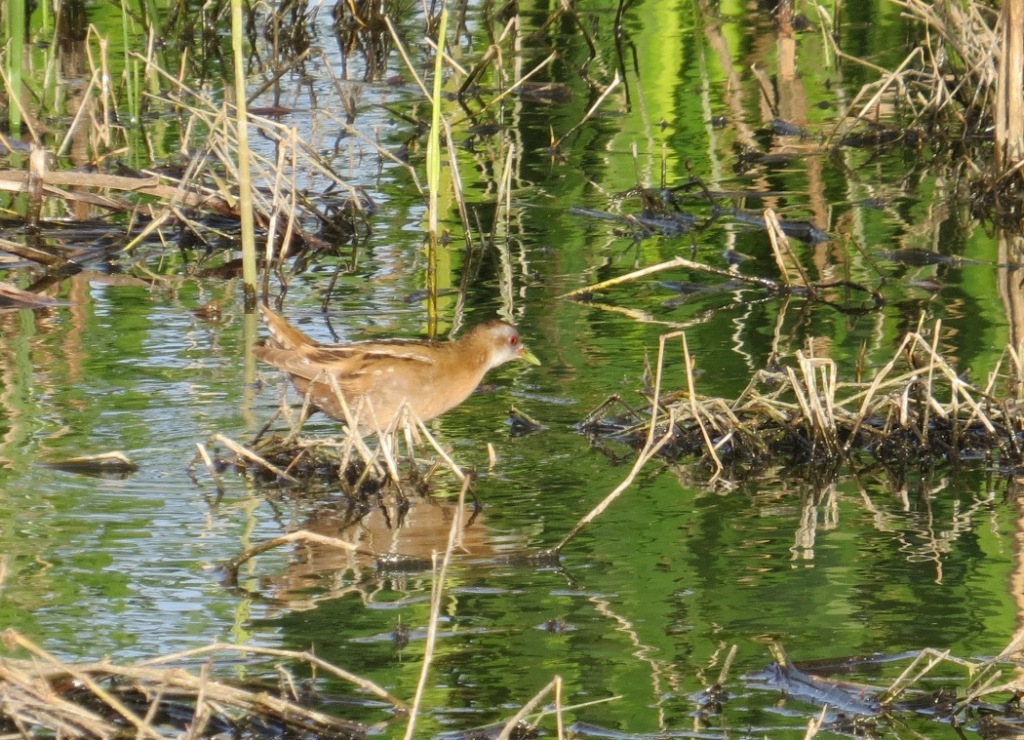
425,5,448,336
230,0,258,307
6,0,25,134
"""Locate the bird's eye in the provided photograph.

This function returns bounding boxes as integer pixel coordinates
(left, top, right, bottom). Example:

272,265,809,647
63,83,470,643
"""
509,335,519,347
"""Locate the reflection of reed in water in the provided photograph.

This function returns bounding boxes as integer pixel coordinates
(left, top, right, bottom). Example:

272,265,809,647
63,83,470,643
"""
0,283,80,467
0,270,169,466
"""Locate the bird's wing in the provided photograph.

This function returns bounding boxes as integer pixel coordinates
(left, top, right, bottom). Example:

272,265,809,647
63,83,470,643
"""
260,305,321,351
305,340,442,370
255,341,441,393
252,346,329,382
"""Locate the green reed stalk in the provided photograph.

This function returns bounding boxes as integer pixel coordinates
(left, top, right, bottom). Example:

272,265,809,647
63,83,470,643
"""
425,9,447,238
6,0,25,133
119,0,139,123
230,0,257,307
424,6,448,335
138,0,162,101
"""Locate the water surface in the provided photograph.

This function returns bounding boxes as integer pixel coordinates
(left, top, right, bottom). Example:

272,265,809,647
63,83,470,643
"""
1,1,1021,737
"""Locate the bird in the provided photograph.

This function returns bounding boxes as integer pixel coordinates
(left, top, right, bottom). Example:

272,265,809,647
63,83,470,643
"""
253,305,540,434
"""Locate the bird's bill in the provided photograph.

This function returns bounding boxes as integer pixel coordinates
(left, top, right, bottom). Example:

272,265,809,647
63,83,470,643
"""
520,347,541,366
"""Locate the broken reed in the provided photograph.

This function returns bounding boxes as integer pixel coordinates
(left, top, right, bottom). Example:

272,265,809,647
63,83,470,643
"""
581,321,1024,477
836,1,1024,178
0,0,565,314
0,629,397,738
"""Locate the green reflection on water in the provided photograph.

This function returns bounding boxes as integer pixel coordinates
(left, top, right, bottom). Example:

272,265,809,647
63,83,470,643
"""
0,0,1020,736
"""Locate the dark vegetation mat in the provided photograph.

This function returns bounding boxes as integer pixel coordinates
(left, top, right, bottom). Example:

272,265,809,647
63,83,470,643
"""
578,322,1024,483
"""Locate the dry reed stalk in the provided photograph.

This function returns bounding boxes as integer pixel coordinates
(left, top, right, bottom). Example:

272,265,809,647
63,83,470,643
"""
210,432,299,482
559,255,775,300
403,475,469,739
137,641,406,709
317,387,364,442
91,33,116,149
443,119,473,247
788,353,839,453
0,65,40,145
264,129,300,268
413,415,467,482
878,647,965,705
579,318,1024,477
764,208,811,289
1006,344,1024,401
904,327,998,434
699,395,744,429
495,676,560,740
552,71,621,150
422,36,467,77
0,237,69,267
456,18,507,93
193,441,226,498
0,169,232,213
0,630,384,735
494,144,517,315
554,329,681,553
921,327,941,444
226,529,360,574
951,668,1005,719
803,706,827,739
841,332,915,452
374,415,409,486
184,664,210,738
494,692,624,738
0,659,121,737
466,51,558,115
825,47,922,145
3,631,163,739
985,346,1016,399
384,15,431,99
938,634,1024,709
680,332,723,476
124,210,174,252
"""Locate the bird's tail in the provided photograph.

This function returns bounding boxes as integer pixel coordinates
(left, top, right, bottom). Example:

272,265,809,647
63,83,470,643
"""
260,304,320,351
